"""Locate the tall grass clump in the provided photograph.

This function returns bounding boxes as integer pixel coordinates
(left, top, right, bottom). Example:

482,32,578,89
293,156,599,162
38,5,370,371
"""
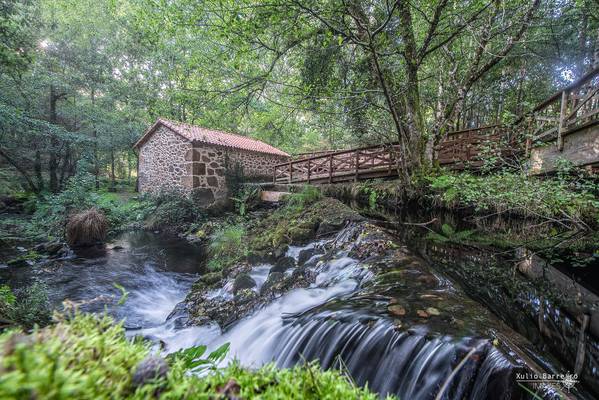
208,224,247,270
66,208,108,246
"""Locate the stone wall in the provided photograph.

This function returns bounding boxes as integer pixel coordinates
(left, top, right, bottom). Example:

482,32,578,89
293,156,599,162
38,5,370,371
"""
138,125,289,204
228,148,288,180
138,125,193,194
529,124,599,174
187,143,288,202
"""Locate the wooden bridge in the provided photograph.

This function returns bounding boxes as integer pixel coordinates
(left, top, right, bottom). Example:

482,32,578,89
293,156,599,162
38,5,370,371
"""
274,67,599,184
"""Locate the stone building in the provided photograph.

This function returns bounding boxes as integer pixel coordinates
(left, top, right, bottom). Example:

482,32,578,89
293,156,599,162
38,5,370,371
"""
134,118,289,203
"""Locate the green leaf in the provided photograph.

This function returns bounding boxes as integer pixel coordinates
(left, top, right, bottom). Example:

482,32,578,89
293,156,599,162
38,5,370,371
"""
441,224,454,237
208,343,230,363
112,283,128,306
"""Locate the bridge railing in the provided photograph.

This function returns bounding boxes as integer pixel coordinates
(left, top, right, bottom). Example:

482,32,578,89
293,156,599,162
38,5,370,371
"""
274,142,402,184
436,124,516,168
526,66,599,151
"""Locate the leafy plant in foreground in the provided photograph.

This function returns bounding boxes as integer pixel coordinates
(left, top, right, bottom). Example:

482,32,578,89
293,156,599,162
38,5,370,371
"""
0,282,51,329
167,343,230,373
0,313,380,399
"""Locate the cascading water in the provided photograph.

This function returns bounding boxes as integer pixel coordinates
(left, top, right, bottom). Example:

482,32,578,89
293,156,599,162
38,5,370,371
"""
5,227,572,399
130,226,534,399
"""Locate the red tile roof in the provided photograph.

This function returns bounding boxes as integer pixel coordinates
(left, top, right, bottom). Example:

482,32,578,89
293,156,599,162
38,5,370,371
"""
134,118,290,157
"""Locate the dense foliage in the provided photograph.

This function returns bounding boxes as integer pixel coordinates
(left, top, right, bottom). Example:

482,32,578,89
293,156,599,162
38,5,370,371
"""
0,0,598,191
427,171,599,227
0,313,380,400
0,283,51,329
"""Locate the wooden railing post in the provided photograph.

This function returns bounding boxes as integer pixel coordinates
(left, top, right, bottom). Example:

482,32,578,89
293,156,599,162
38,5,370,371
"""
273,166,276,184
328,154,333,184
289,162,293,183
354,151,359,181
307,159,311,184
557,90,568,151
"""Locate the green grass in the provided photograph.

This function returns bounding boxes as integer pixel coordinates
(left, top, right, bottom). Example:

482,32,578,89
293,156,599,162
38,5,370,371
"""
0,313,381,399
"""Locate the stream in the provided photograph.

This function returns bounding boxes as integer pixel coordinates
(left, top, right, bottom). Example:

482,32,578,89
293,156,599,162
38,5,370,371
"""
0,225,588,399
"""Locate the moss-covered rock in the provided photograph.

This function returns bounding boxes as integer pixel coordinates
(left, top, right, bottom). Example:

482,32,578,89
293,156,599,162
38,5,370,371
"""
200,271,223,286
249,197,363,252
233,273,256,295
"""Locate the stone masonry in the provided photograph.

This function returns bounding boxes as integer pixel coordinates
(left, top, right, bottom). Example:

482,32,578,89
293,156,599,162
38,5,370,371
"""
137,123,289,204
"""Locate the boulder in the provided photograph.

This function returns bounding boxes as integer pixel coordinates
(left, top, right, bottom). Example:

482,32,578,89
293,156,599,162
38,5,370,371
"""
270,256,295,273
298,247,324,265
273,244,289,259
260,272,284,294
233,273,256,295
315,221,344,237
246,251,269,264
200,271,222,286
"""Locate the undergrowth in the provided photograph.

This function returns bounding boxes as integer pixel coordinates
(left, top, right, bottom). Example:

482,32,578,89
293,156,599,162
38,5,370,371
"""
0,283,51,329
207,224,247,271
0,313,380,400
427,171,599,226
26,168,152,241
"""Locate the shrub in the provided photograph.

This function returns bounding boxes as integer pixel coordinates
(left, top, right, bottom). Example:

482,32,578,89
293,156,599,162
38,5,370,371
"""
0,313,379,399
230,187,260,216
144,190,203,232
428,172,599,226
30,169,97,239
208,224,247,270
66,208,108,246
0,282,51,329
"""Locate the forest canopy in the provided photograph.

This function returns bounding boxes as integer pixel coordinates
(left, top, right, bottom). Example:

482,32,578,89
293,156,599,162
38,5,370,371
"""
0,0,598,193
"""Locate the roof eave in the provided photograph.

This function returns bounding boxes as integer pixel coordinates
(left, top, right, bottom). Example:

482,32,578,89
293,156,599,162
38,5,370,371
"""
133,118,191,149
190,139,290,158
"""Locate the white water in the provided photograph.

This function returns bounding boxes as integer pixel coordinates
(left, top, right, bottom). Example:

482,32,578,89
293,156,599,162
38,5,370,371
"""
131,242,369,358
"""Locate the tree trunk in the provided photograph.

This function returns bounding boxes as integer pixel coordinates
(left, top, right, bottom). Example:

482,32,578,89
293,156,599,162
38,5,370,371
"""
397,0,425,167
91,88,100,190
0,148,39,193
110,148,116,192
34,149,44,191
48,85,61,193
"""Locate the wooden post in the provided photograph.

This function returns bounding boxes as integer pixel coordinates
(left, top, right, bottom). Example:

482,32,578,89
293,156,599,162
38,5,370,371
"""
273,166,276,184
328,154,333,184
354,151,359,181
289,162,293,183
574,314,590,375
307,159,311,184
557,90,568,151
525,118,532,157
